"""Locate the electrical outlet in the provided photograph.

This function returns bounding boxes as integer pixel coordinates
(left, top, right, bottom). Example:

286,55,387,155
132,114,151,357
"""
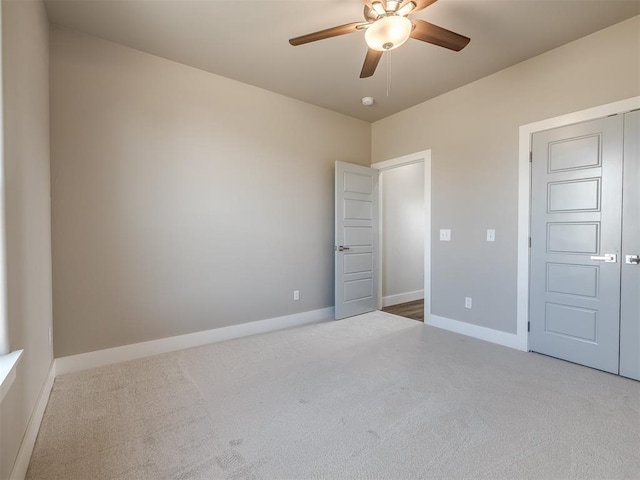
465,297,472,309
293,290,300,301
439,229,451,241
486,229,496,242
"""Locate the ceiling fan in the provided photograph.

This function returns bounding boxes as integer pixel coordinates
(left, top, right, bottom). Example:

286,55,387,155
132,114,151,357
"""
289,0,470,78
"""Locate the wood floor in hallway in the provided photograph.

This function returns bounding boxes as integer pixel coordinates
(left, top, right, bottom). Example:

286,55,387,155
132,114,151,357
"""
381,299,424,321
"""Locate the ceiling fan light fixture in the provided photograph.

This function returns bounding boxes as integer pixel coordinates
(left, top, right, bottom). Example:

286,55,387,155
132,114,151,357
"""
371,1,386,16
396,1,416,17
365,15,412,51
386,0,400,12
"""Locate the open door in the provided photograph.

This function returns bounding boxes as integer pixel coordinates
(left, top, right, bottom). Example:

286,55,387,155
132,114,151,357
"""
335,161,379,320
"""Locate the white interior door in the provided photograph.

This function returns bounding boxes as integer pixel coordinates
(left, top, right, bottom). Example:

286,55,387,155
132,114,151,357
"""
335,161,379,320
529,115,623,374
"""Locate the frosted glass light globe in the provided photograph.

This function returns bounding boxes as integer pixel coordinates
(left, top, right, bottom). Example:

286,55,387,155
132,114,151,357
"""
365,15,412,52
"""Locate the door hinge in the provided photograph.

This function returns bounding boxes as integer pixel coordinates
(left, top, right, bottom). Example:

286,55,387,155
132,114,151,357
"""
528,321,530,332
529,237,531,248
529,151,533,163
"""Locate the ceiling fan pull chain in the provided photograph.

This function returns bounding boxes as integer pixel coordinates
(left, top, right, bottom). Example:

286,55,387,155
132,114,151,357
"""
386,51,391,96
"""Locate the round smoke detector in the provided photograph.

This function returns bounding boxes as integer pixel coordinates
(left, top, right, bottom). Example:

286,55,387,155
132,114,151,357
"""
361,96,374,106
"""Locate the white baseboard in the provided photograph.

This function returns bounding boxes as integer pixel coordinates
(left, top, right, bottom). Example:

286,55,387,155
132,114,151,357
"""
55,307,334,375
426,314,525,351
10,360,56,480
382,290,424,307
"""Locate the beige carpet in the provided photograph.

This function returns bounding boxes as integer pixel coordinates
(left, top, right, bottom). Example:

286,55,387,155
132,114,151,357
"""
27,312,640,479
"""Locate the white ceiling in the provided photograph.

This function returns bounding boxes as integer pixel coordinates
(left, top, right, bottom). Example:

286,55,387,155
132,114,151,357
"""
44,0,640,122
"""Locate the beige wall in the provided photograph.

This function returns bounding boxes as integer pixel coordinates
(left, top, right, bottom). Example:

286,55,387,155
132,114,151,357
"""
1,0,53,477
372,16,640,334
50,27,371,357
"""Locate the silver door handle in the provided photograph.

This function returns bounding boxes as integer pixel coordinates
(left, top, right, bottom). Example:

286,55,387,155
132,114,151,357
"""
626,254,640,265
336,246,350,252
590,254,617,263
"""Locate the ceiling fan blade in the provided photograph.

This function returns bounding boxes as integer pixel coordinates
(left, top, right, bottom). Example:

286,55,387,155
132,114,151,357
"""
400,0,438,14
289,22,366,46
410,19,470,51
360,48,383,78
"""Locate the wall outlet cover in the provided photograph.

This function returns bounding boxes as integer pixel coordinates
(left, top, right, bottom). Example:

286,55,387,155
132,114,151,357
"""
486,229,496,242
439,229,451,241
465,297,472,309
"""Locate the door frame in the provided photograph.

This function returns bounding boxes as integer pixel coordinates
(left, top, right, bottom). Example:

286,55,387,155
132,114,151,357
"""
517,96,640,352
371,150,432,319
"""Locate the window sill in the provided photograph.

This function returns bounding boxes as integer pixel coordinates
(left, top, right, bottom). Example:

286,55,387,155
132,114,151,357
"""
0,350,23,403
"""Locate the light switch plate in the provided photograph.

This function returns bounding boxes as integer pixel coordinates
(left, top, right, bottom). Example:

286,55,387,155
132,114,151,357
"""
440,229,451,241
486,229,496,242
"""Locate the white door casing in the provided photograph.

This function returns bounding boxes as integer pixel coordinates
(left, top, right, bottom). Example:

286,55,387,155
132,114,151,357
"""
334,161,379,320
371,150,431,315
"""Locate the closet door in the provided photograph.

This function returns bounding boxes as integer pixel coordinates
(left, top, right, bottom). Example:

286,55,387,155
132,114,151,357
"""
529,115,623,374
620,110,640,381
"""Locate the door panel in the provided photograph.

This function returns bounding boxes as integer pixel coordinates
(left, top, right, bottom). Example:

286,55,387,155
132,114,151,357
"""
546,263,598,298
546,223,599,253
530,115,623,374
547,178,600,212
620,110,640,381
548,134,601,171
335,161,378,320
344,253,373,274
544,303,597,342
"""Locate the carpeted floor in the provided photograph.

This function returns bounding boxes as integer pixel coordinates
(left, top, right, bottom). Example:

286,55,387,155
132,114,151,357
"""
27,311,640,479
